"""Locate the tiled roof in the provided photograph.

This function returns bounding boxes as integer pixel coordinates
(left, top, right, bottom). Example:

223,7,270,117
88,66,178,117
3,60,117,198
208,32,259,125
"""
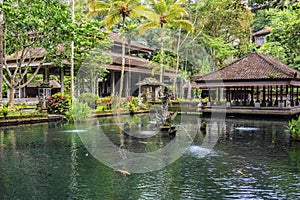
27,80,61,88
110,32,154,53
193,52,300,82
105,51,149,68
6,47,46,61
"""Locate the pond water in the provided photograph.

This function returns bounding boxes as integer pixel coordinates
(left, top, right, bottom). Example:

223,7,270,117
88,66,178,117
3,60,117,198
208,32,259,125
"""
0,114,300,199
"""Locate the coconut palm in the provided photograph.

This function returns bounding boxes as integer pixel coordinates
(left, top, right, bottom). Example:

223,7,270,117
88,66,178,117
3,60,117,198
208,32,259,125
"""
87,0,145,99
138,0,194,83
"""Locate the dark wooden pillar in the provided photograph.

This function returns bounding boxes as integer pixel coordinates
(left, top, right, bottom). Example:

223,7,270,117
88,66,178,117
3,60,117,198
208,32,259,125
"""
275,86,278,106
43,67,50,84
256,86,260,103
226,87,229,102
242,86,246,105
262,86,266,107
291,85,294,106
251,86,254,106
217,87,221,105
280,85,283,102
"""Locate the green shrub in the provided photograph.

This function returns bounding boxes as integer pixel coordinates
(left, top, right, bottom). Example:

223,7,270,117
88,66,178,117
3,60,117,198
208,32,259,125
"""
78,93,99,108
289,116,300,141
202,97,209,103
0,103,10,118
66,102,91,122
124,96,138,114
96,105,106,112
47,93,71,114
98,96,112,110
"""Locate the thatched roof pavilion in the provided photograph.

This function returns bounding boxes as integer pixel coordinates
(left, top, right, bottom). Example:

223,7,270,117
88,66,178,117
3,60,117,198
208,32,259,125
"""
192,52,300,115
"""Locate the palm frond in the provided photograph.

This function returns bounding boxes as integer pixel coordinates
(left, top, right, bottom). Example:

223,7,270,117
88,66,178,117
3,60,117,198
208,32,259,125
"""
130,5,147,18
170,20,194,33
87,1,109,18
173,0,187,6
139,10,160,21
105,13,121,30
168,6,188,19
138,21,160,35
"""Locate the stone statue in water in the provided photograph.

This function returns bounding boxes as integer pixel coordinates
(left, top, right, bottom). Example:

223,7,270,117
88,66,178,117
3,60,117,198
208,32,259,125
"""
156,87,177,135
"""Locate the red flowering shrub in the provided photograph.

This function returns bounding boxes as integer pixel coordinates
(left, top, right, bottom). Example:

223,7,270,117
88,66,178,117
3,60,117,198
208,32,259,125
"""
47,93,71,114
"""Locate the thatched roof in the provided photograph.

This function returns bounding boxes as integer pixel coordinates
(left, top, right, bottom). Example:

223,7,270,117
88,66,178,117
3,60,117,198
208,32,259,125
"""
193,52,300,82
193,52,300,88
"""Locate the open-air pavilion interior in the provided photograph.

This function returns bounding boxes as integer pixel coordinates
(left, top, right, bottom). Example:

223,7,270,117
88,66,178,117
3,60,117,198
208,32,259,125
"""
193,52,300,116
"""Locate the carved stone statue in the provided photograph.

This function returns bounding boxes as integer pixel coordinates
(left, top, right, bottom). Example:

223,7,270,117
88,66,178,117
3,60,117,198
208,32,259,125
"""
156,87,177,135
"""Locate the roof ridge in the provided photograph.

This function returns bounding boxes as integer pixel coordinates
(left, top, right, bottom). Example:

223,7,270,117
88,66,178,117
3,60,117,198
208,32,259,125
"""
256,53,295,77
198,52,258,79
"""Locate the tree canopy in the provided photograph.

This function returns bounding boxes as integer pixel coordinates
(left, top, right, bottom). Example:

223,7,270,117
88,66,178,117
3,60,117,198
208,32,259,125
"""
256,2,300,69
2,0,111,104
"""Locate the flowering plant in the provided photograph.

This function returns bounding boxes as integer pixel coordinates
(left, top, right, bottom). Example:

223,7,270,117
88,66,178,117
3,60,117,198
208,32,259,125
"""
47,93,71,114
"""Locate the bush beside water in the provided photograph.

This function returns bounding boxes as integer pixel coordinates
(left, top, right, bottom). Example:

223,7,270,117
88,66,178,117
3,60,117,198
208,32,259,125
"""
289,116,300,141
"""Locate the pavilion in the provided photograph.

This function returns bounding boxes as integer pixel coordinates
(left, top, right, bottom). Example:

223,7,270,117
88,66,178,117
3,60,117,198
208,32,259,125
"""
192,52,300,116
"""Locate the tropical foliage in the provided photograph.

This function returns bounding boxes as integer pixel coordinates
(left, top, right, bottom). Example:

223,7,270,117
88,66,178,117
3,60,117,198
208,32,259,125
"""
47,93,71,114
87,0,145,98
256,3,300,69
66,101,91,122
138,0,194,83
289,116,300,141
1,0,111,105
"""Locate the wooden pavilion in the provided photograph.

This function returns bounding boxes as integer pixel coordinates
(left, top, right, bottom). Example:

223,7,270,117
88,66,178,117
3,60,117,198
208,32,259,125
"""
192,52,300,116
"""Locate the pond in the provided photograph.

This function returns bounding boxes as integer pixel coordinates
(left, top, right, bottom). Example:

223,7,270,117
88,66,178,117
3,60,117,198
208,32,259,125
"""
0,114,300,199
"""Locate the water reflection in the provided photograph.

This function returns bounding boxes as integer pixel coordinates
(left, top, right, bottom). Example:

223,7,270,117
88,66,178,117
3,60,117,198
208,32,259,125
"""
0,115,299,199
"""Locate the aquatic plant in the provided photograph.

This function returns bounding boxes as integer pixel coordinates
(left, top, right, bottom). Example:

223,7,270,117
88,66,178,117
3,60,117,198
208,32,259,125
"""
288,116,300,141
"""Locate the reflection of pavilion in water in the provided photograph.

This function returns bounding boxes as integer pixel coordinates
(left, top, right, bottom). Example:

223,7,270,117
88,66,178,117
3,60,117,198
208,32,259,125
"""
199,117,290,148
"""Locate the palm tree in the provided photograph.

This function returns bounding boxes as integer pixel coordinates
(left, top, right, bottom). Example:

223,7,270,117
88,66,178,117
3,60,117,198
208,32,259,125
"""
138,0,194,84
87,0,145,100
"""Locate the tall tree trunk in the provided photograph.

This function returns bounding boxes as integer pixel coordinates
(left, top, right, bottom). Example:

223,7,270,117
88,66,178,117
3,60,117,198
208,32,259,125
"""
160,25,164,83
9,88,14,107
119,17,126,99
126,39,131,97
0,0,3,100
173,27,182,98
